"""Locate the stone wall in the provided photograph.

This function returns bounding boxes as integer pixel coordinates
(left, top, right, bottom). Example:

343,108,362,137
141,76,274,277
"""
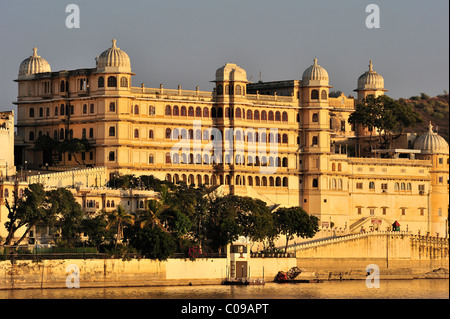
0,257,296,289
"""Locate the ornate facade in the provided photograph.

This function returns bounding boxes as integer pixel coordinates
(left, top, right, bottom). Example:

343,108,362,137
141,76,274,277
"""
13,39,449,237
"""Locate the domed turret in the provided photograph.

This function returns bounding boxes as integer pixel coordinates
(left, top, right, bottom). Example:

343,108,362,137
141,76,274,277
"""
414,122,449,155
18,47,51,78
302,58,329,87
215,63,248,82
96,39,131,73
357,60,384,91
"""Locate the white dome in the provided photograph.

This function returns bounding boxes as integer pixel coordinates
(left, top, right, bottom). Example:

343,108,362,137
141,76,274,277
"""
357,60,384,90
18,47,51,77
97,39,131,73
215,63,248,82
302,58,329,87
414,122,449,155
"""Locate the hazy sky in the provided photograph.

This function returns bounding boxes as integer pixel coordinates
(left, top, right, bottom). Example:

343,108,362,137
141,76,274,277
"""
0,0,448,113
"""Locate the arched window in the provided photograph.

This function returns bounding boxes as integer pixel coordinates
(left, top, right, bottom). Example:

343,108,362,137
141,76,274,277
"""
338,163,342,171
180,106,187,116
196,107,202,117
282,134,288,144
235,108,241,118
90,104,94,113
312,113,319,122
203,130,209,140
247,132,253,143
254,110,260,120
275,111,281,121
312,178,319,188
107,76,117,87
82,128,86,139
225,84,230,95
247,109,253,119
98,77,104,88
268,111,274,121
235,85,241,95
195,129,202,140
109,126,115,137
82,104,87,114
109,102,116,112
165,105,172,116
401,182,405,190
134,129,139,138
29,131,35,141
120,77,128,88
261,110,267,120
217,84,223,95
173,105,179,116
395,182,399,191
60,80,65,92
332,163,336,171
165,128,172,139
89,128,94,138
54,106,58,116
311,89,319,99
248,176,253,186
321,90,327,100
338,179,343,190
312,136,318,145
282,111,288,122
282,157,288,167
173,153,179,164
188,106,194,117
134,105,139,115
283,177,288,187
369,181,375,190
108,151,115,161
149,130,154,139
269,177,274,187
165,153,171,164
276,177,281,187
203,107,209,118
262,176,268,187
60,128,65,140
29,108,35,118
407,183,412,191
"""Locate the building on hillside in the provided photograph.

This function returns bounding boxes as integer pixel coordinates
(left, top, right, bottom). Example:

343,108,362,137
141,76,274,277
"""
13,39,449,238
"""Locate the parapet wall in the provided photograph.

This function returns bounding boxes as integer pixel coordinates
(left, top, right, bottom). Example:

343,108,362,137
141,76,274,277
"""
28,166,109,188
0,257,296,289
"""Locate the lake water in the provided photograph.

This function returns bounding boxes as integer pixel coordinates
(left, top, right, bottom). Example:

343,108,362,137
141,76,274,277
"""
0,279,448,299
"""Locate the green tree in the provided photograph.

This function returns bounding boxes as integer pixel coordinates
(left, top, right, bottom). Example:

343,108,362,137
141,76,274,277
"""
274,206,319,252
81,213,112,248
104,205,135,249
4,183,50,246
58,138,92,165
127,225,176,260
46,188,84,244
349,95,422,150
207,195,243,252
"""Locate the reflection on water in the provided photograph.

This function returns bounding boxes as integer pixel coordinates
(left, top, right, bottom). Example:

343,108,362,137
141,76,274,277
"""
1,280,448,299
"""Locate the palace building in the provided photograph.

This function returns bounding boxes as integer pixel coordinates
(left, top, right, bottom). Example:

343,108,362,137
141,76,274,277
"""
13,39,449,237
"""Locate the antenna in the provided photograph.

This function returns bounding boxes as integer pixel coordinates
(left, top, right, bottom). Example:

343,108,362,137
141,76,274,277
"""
259,71,262,83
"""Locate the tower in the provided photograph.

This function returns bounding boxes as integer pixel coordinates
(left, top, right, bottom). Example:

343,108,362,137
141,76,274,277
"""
414,122,450,237
299,58,333,223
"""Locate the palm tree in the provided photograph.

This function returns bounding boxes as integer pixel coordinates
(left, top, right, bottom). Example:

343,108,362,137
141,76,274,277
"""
104,205,135,249
137,199,168,232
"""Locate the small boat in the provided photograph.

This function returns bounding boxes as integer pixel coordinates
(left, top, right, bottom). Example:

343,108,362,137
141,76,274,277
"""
222,278,265,286
274,267,323,283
